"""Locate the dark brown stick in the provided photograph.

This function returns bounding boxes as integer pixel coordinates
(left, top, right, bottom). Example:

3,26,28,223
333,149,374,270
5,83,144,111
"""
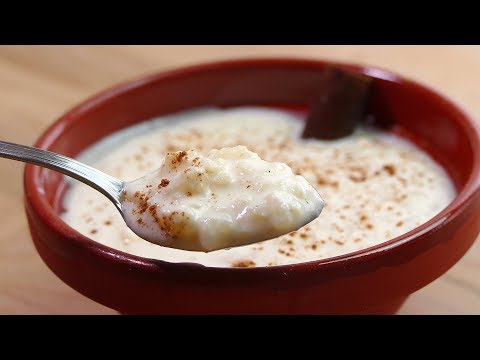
302,66,373,140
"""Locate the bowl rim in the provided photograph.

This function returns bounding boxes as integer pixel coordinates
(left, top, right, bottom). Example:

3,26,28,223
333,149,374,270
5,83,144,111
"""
23,57,480,275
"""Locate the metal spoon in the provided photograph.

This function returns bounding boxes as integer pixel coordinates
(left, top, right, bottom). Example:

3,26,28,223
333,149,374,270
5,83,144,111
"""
0,140,124,212
0,140,324,252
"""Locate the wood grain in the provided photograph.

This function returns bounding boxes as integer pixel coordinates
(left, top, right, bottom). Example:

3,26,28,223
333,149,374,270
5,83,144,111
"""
0,45,478,314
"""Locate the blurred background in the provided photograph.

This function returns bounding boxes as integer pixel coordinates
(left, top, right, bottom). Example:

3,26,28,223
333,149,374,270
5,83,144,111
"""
0,45,479,314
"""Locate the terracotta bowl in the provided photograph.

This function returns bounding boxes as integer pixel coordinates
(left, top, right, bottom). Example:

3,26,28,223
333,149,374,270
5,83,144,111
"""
23,58,480,314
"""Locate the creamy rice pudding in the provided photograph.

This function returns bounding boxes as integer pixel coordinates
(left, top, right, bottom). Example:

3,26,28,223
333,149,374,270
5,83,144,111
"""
61,107,455,267
120,146,324,252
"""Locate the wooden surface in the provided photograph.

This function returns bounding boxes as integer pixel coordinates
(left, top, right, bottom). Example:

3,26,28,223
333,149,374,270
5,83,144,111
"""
0,45,479,314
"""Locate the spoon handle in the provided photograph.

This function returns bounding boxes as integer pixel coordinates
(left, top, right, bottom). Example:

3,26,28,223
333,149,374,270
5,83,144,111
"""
0,140,124,211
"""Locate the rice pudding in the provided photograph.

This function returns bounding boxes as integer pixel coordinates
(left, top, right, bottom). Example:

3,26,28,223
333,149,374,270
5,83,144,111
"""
61,107,456,267
120,146,324,252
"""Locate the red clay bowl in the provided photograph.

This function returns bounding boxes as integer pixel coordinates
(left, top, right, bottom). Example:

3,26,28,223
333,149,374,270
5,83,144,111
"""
23,58,480,314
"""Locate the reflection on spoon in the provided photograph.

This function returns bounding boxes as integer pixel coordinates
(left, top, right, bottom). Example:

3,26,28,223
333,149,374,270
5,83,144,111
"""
0,141,324,252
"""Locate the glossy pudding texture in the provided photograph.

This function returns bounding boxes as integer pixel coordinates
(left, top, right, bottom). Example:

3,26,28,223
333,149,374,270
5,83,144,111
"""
61,107,456,267
120,146,324,252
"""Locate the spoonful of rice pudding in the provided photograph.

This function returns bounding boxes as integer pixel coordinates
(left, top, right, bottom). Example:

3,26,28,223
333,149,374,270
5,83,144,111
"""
0,141,324,252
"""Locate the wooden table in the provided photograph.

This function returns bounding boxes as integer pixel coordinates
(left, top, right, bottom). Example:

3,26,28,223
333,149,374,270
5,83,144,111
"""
0,45,479,314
